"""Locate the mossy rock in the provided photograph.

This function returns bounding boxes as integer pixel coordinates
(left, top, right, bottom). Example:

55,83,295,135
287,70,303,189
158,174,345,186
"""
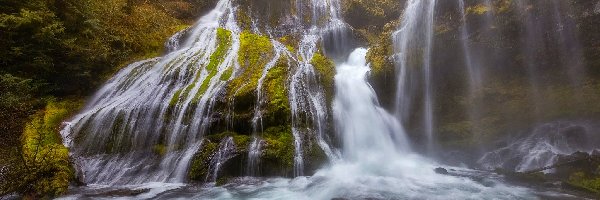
19,99,83,198
567,172,600,195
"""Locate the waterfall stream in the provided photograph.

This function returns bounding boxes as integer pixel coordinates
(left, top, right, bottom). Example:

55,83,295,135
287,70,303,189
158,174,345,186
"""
61,0,241,185
55,0,598,199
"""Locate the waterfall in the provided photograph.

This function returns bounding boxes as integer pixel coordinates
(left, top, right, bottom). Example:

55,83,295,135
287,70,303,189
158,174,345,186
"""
515,0,586,116
288,0,345,175
393,0,438,152
333,48,410,160
60,0,241,185
51,0,598,198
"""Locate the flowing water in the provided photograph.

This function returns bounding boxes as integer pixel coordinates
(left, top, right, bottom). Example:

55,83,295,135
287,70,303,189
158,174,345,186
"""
57,0,597,199
60,48,574,200
61,0,241,185
393,0,438,153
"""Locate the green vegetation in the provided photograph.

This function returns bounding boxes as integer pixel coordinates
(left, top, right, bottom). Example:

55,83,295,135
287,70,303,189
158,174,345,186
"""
0,0,216,196
188,139,218,181
311,52,336,87
466,4,490,15
262,126,295,168
227,31,275,99
1,99,82,198
568,172,600,194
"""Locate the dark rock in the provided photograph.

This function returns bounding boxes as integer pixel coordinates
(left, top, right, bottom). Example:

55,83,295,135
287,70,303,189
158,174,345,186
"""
435,167,449,175
85,188,150,198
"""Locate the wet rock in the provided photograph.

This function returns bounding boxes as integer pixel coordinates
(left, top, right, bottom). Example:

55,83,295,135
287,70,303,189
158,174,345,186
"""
85,188,150,198
435,167,449,175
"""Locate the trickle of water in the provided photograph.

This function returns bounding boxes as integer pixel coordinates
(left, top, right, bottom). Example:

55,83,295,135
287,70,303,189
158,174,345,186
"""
393,0,437,152
207,137,237,182
246,138,264,176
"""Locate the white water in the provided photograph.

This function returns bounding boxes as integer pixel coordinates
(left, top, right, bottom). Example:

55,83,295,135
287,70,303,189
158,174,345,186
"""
143,48,539,200
393,0,437,153
55,0,595,199
479,121,600,172
60,0,241,185
333,48,410,160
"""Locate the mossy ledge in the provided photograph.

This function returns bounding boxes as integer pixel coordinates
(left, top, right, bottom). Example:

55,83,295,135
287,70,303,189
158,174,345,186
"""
188,31,335,182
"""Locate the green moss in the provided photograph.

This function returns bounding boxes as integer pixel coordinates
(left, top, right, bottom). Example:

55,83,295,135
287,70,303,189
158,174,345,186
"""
152,144,167,156
169,89,183,107
263,58,291,124
176,28,232,106
262,126,295,168
220,67,234,81
188,131,251,182
365,22,397,76
568,172,600,194
467,4,490,15
188,140,218,181
228,31,274,99
311,52,336,87
21,99,83,197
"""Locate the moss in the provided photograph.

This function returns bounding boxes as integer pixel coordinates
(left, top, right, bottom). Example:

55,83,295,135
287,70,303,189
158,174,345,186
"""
188,140,218,181
21,99,83,197
152,144,167,156
467,4,490,15
236,9,252,31
311,52,336,87
227,31,275,99
174,28,232,106
262,126,295,168
189,131,251,181
567,172,600,194
257,57,292,127
169,89,183,107
220,67,234,81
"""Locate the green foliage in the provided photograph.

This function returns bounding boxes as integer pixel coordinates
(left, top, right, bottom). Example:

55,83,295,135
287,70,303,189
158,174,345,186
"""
0,99,83,198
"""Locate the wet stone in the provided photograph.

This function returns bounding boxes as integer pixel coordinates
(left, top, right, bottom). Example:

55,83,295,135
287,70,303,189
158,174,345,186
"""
435,167,449,175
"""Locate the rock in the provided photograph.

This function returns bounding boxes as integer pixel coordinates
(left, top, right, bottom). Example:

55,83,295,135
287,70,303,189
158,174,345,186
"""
435,167,449,175
85,188,150,198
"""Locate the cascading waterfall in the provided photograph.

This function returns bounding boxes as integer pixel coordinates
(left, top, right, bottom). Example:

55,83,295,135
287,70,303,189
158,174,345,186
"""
53,0,599,199
393,0,438,152
61,0,241,185
287,0,345,175
333,48,410,160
